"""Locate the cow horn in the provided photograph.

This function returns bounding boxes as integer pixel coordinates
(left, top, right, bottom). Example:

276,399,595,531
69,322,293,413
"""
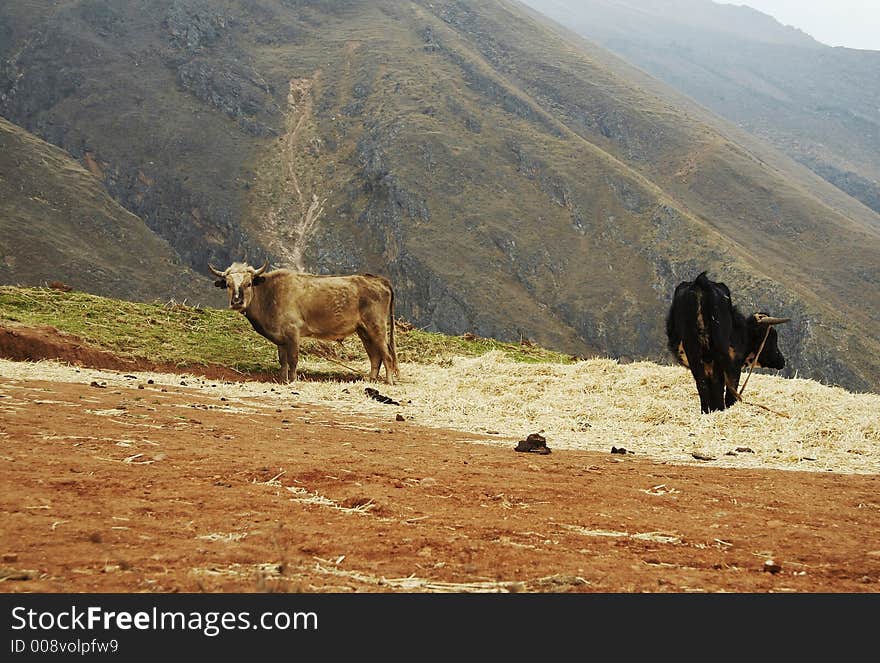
253,258,270,276
755,314,791,326
208,263,226,278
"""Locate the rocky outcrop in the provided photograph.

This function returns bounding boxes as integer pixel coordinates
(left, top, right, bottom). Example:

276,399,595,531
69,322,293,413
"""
175,58,278,136
164,0,231,53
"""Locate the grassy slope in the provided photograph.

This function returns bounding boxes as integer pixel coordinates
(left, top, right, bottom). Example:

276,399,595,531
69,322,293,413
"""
0,117,222,306
0,286,573,374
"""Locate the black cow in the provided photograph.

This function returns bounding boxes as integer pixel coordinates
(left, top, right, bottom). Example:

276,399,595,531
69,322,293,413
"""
666,272,789,413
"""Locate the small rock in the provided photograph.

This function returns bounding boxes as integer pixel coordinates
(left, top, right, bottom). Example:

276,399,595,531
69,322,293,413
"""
692,452,717,461
610,446,628,455
396,413,405,421
48,280,73,292
90,381,106,389
88,532,103,544
515,433,551,455
147,379,155,384
763,559,782,574
2,553,18,563
420,477,437,487
735,447,754,453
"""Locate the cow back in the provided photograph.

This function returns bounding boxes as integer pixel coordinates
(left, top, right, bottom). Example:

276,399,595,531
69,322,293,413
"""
667,272,735,356
253,270,391,340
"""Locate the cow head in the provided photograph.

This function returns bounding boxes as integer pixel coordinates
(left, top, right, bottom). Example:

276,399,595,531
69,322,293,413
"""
208,259,269,312
746,313,790,369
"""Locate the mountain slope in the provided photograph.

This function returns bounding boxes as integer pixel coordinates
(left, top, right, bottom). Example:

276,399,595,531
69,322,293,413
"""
0,116,221,304
1,0,879,391
520,0,880,216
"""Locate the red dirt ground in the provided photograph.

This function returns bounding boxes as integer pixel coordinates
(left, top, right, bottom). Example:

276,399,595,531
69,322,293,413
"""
1,325,879,593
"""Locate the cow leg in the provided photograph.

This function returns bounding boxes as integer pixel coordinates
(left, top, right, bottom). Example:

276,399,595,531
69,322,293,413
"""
277,345,289,383
288,333,300,382
724,367,742,408
682,340,710,413
383,344,398,385
278,331,300,383
373,326,397,385
707,365,725,412
356,327,383,382
691,369,712,413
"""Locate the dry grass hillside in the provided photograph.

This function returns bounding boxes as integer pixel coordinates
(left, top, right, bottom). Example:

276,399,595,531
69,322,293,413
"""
0,117,221,305
522,0,880,216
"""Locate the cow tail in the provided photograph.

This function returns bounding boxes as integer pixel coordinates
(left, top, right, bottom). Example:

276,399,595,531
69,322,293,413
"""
388,283,399,377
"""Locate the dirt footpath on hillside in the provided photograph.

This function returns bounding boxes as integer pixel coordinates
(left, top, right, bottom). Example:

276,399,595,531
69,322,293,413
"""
0,332,879,593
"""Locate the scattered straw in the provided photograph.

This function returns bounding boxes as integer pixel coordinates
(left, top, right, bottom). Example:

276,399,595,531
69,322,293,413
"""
2,355,878,474
558,523,682,544
197,532,248,543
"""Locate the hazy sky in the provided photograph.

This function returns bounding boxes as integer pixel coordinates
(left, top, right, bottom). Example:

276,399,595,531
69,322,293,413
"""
732,1,880,50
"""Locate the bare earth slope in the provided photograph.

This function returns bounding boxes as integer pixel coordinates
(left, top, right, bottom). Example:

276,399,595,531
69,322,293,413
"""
0,330,878,593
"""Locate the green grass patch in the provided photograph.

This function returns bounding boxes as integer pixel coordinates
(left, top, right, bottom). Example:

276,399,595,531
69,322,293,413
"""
0,286,573,374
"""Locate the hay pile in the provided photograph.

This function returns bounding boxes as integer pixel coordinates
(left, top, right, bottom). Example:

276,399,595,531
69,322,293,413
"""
1,353,877,474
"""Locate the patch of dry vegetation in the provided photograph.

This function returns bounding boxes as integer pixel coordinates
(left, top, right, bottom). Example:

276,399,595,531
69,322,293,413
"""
2,352,876,475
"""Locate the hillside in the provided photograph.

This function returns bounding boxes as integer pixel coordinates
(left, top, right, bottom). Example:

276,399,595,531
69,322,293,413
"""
0,285,572,376
0,117,221,305
1,0,879,392
521,0,880,215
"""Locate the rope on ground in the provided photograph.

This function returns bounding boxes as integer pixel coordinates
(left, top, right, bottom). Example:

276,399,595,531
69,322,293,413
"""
727,325,790,418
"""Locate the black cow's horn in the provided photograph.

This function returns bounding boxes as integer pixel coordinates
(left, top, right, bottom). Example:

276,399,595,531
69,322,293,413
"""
208,263,226,278
253,258,270,276
755,314,791,325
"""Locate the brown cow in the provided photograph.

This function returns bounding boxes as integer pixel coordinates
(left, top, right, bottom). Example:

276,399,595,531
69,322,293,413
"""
209,260,399,384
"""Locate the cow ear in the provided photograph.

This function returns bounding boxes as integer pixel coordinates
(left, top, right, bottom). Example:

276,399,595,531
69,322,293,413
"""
252,275,266,286
214,279,227,288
